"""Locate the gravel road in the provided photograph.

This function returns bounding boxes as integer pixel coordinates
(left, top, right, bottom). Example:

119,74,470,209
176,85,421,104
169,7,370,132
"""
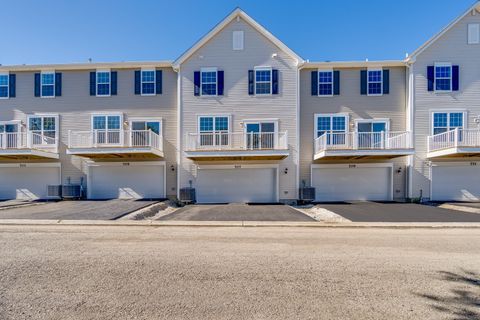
0,225,479,320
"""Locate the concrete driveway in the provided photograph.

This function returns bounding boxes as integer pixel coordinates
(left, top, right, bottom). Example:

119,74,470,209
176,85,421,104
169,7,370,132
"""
0,200,157,220
317,202,480,222
158,204,315,221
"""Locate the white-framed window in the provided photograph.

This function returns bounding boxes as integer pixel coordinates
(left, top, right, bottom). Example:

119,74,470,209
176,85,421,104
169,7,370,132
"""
254,67,272,95
355,119,389,148
41,72,55,98
468,23,480,44
244,120,277,149
315,113,348,145
96,70,111,96
27,115,58,144
367,69,383,96
432,111,464,135
200,67,218,96
233,31,244,50
130,119,161,135
198,115,229,146
0,73,9,99
130,118,162,147
318,69,333,96
91,114,122,144
434,63,452,92
141,69,156,95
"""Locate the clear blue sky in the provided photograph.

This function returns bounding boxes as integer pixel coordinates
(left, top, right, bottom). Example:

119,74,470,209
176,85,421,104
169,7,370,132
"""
1,0,476,65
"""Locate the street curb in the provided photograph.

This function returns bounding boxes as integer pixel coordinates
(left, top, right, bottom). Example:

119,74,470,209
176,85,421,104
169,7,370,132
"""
0,219,480,229
439,203,480,215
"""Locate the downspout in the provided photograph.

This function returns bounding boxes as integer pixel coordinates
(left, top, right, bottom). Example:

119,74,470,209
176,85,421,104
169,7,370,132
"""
296,59,305,203
174,65,182,201
405,58,415,200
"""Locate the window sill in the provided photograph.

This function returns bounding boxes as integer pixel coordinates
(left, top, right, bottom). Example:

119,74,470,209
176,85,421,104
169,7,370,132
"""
367,93,384,97
317,94,334,98
40,96,56,99
95,94,112,97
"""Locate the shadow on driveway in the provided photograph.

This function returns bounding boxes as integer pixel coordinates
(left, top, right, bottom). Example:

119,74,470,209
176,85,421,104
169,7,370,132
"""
316,202,480,222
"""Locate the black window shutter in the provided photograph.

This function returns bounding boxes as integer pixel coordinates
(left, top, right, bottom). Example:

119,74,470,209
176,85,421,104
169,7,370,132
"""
333,70,340,95
217,70,224,96
383,69,389,94
156,70,162,94
34,73,41,97
272,69,279,94
360,70,367,95
55,73,62,97
134,70,141,95
90,72,96,96
111,71,117,95
8,74,15,98
452,65,459,91
427,66,434,92
311,71,318,96
248,70,254,95
194,71,200,96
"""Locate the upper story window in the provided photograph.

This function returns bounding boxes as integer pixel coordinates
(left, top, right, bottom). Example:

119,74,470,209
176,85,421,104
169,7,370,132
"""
141,70,156,95
199,115,229,146
432,112,464,135
367,69,383,95
434,63,452,92
41,72,55,97
201,68,218,96
255,67,272,95
28,115,58,144
96,71,111,96
316,114,347,145
318,70,333,96
0,74,9,98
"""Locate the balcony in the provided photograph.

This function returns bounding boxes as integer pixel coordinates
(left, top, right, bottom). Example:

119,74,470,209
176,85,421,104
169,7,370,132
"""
0,132,59,160
314,131,413,160
428,128,480,158
184,131,289,160
67,130,163,159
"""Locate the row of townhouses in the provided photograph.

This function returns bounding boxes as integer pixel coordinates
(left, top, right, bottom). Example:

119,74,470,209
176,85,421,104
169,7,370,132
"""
1,4,480,203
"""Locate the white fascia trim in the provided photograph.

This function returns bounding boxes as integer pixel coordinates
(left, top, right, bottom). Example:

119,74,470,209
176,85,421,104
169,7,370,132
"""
0,61,172,72
0,162,61,168
306,61,405,69
172,8,304,68
312,163,394,169
86,161,166,167
408,3,480,61
196,164,279,170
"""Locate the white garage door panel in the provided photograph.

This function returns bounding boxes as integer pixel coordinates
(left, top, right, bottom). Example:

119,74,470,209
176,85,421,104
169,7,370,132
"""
0,166,60,200
432,165,480,201
312,166,391,202
197,168,276,203
89,164,165,200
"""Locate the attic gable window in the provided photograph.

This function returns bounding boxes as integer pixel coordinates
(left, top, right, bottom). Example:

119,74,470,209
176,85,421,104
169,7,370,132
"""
233,31,244,50
468,23,480,44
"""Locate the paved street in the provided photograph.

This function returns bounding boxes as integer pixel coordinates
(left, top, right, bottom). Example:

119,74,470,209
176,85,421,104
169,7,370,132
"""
0,225,479,320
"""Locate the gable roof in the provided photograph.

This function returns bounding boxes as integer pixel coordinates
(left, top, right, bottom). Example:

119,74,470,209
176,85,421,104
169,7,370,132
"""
172,8,304,69
407,1,480,62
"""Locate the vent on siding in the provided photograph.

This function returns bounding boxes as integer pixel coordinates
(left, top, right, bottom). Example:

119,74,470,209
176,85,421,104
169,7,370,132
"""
233,31,244,50
468,23,480,44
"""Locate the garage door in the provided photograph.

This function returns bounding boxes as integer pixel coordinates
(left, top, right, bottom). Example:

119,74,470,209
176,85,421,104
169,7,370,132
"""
312,165,392,202
196,167,277,203
431,163,480,201
0,164,61,200
88,162,165,200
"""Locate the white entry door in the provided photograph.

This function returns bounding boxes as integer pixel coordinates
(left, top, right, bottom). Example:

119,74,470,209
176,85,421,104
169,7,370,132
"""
311,164,392,202
0,164,61,200
196,166,277,203
88,162,165,200
431,162,480,201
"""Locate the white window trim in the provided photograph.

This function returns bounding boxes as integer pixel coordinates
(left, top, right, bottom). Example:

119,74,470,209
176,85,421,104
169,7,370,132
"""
254,66,273,96
313,113,350,140
91,113,123,131
200,67,218,97
140,68,156,96
317,69,334,97
367,68,383,96
40,71,55,99
96,69,111,97
0,72,9,99
128,118,163,136
354,118,391,132
197,114,232,133
434,62,453,93
27,114,60,142
430,110,466,135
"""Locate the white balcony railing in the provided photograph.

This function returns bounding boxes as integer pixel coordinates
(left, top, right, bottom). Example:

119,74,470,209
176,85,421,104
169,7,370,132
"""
315,131,412,154
68,130,163,151
428,128,480,152
185,131,288,151
0,132,58,153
